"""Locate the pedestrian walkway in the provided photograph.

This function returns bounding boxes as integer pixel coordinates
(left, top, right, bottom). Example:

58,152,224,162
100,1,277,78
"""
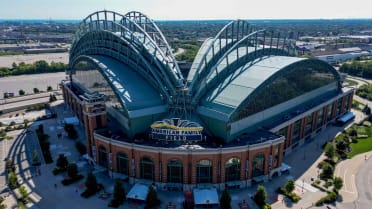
1,100,370,209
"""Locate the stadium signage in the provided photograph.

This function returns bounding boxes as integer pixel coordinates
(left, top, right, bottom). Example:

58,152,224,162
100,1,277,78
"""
150,118,203,141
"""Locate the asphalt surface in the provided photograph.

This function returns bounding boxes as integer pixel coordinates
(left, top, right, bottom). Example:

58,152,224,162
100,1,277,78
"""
353,156,372,209
0,72,66,99
0,94,371,209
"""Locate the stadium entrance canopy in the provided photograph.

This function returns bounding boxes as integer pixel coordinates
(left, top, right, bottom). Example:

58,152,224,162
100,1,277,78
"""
193,188,219,206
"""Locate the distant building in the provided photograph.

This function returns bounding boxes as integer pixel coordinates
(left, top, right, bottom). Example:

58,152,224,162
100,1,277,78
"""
317,47,372,63
340,35,372,43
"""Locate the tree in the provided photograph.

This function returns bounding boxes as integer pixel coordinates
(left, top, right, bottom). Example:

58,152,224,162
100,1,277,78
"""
145,185,160,209
85,172,98,192
64,123,78,139
8,172,18,189
349,129,358,137
75,141,87,155
19,89,25,96
335,138,348,153
0,196,6,209
33,88,39,94
67,163,78,179
110,180,126,207
47,86,53,91
220,189,231,209
19,185,28,203
363,105,371,115
333,177,343,191
56,154,69,170
254,185,267,206
284,179,295,194
49,94,57,102
321,162,334,180
324,142,336,160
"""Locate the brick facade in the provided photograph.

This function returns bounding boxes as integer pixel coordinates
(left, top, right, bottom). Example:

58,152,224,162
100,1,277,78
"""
62,81,354,190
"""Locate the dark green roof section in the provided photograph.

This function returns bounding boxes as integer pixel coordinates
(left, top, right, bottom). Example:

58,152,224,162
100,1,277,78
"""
198,56,340,122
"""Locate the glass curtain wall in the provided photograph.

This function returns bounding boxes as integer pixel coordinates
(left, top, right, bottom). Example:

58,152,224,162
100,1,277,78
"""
98,146,108,167
225,158,241,182
167,160,183,183
140,157,155,180
252,153,265,177
196,160,213,183
116,152,129,175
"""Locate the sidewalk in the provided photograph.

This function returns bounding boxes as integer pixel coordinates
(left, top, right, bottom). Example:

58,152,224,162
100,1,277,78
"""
2,101,369,209
334,150,372,203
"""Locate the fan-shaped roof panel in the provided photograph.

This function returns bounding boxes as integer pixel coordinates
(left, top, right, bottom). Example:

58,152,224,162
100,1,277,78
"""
201,56,305,115
85,55,164,111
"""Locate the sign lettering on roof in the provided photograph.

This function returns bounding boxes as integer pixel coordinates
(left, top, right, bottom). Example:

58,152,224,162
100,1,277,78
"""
150,118,203,142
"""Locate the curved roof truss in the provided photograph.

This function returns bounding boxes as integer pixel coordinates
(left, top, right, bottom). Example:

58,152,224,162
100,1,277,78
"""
124,11,183,82
70,30,172,101
70,10,183,98
188,20,297,100
188,20,254,92
191,30,294,104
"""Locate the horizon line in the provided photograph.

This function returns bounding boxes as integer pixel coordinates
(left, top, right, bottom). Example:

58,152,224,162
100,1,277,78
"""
1,17,372,22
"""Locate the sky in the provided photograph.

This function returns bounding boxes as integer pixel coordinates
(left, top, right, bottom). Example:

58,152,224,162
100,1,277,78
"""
0,0,372,20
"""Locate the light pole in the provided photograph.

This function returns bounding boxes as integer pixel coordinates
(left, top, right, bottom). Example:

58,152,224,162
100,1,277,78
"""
317,169,320,179
302,179,305,193
109,136,113,178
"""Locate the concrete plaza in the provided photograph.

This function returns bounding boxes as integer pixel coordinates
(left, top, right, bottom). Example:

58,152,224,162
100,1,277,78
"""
0,101,369,209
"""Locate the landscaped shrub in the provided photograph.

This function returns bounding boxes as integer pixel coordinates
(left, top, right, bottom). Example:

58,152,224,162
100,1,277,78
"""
56,154,69,171
52,167,65,176
75,141,87,155
6,160,16,173
315,191,338,206
320,162,334,180
324,179,333,188
8,172,18,189
108,180,126,208
81,189,97,198
18,186,29,204
64,124,78,139
145,186,160,209
288,193,300,202
81,172,102,198
61,174,84,185
277,180,301,203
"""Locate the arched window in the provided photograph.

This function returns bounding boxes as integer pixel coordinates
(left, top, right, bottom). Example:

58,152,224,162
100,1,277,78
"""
167,160,183,183
98,146,108,167
197,160,212,183
252,153,265,178
225,158,241,182
116,152,129,175
140,157,154,180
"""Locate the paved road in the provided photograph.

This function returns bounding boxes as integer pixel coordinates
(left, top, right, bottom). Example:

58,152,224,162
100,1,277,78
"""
0,136,10,187
353,155,372,209
337,152,372,209
0,91,61,105
0,72,66,99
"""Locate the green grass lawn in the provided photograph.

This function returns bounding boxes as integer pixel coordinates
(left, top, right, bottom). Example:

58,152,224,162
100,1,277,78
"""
347,137,372,158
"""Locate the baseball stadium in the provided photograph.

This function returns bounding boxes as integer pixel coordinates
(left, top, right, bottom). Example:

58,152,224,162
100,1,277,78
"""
61,10,354,191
